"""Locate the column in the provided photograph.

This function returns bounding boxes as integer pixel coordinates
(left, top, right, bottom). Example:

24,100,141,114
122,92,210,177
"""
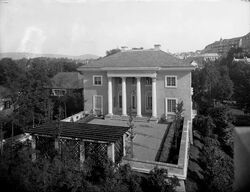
108,77,113,115
123,134,126,156
80,141,85,168
31,136,36,161
107,143,115,162
122,77,127,116
136,77,142,117
152,77,157,118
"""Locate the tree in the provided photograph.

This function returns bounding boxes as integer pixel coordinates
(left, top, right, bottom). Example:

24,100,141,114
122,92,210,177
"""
200,138,233,192
106,48,121,56
141,167,179,192
16,62,51,129
127,109,135,158
173,101,184,149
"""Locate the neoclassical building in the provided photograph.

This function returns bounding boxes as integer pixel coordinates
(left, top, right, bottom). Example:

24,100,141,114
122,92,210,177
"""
78,45,195,121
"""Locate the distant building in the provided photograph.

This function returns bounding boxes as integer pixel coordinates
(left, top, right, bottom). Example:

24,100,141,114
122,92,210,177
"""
233,57,250,64
50,72,84,97
201,53,220,61
48,72,84,118
203,32,250,56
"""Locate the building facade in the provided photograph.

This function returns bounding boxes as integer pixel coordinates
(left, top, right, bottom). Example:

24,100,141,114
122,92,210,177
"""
203,32,250,57
78,45,195,121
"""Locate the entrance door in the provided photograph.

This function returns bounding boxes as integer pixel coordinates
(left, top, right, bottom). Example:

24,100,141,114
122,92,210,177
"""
93,95,103,116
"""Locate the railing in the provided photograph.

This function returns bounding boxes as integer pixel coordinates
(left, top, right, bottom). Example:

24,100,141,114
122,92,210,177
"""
122,117,191,180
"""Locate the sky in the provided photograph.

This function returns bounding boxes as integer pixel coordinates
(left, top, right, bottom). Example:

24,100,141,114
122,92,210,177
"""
0,0,249,56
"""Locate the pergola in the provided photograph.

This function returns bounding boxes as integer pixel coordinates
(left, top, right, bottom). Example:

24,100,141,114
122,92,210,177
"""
26,121,129,164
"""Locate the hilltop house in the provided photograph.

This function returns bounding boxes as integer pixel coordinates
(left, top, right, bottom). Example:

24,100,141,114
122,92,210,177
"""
27,45,195,191
78,45,195,122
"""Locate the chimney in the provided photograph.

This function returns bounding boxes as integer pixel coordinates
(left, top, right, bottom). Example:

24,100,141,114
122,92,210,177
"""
154,44,161,51
121,46,128,51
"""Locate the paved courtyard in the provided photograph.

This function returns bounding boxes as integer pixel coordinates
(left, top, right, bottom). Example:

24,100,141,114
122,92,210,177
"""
87,118,169,161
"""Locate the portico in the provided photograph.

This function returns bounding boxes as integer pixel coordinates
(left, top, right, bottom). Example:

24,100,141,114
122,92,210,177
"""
107,71,157,119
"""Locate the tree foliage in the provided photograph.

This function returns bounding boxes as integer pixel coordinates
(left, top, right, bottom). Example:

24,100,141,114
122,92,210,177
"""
0,144,179,192
106,48,121,56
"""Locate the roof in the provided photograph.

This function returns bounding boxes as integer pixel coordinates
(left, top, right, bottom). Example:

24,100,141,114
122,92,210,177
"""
78,50,192,70
26,121,129,143
50,72,83,89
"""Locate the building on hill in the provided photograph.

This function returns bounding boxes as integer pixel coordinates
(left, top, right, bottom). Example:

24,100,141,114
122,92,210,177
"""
78,45,195,121
27,45,195,192
50,72,84,97
202,32,250,57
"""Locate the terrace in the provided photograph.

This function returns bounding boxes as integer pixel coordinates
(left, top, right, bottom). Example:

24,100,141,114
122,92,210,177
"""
26,110,192,191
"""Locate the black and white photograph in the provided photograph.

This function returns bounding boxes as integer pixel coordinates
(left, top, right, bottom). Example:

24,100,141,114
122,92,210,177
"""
0,0,250,191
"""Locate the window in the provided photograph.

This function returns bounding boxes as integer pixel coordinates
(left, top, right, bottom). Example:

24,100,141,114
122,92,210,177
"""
118,92,122,109
165,76,177,88
93,75,103,86
4,101,11,109
118,78,122,84
131,91,136,110
93,95,103,116
145,77,152,85
52,89,66,96
166,98,177,114
145,92,152,111
132,77,136,85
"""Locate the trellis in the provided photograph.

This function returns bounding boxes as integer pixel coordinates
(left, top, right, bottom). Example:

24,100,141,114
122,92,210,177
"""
59,138,80,162
85,141,108,159
36,136,55,159
115,136,123,163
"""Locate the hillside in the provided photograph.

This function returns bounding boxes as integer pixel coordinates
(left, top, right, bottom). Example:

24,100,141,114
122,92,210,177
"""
0,52,99,60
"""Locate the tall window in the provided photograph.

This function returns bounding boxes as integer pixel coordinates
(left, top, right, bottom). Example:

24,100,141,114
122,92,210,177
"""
132,77,136,85
145,77,152,85
131,91,136,110
93,95,103,115
166,98,177,114
93,75,103,86
145,92,152,111
118,92,122,109
165,76,177,87
118,78,122,84
4,101,11,109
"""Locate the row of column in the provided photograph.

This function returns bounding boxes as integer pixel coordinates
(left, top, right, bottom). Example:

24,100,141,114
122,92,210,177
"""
108,77,157,118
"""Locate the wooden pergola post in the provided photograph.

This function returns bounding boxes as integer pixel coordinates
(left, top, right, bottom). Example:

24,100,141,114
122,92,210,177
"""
107,142,115,162
55,137,60,154
31,135,36,161
80,140,85,169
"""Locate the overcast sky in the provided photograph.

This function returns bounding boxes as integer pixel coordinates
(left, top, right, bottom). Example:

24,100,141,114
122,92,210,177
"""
0,0,249,56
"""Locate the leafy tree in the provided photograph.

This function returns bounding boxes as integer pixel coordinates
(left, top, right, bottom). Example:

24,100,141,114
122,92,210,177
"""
17,63,51,129
141,167,179,192
173,101,184,149
106,48,121,56
193,115,215,138
200,138,233,192
228,61,250,113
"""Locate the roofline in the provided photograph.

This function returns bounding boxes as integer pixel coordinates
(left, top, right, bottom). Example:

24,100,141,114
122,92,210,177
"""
78,66,195,72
